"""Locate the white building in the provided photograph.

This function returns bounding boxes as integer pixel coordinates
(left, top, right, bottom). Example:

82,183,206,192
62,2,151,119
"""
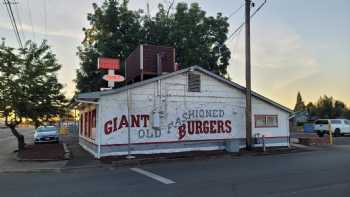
76,66,291,158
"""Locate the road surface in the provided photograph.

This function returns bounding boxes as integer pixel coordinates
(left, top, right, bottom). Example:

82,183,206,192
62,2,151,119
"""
0,142,349,197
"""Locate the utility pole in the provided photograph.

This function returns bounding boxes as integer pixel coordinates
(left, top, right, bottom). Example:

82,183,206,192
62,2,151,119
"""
245,0,252,150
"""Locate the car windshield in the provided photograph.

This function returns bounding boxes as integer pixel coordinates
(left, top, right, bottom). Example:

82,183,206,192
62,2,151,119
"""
37,127,57,133
315,120,328,124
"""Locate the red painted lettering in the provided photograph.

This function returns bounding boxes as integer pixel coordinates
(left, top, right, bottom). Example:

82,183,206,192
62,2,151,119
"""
225,120,232,133
188,121,195,134
203,121,209,133
217,120,224,133
118,115,128,130
104,120,112,135
113,117,118,132
178,124,186,140
209,120,217,133
195,121,203,134
131,115,140,127
141,114,150,127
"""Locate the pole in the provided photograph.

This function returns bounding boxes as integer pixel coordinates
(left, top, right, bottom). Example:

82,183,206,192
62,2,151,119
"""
328,121,333,145
126,89,135,159
245,0,252,150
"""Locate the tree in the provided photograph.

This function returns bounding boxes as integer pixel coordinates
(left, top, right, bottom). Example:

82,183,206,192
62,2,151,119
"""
0,40,66,150
76,0,231,93
306,102,317,118
316,95,334,119
293,92,305,112
143,2,230,75
333,100,346,118
76,0,144,93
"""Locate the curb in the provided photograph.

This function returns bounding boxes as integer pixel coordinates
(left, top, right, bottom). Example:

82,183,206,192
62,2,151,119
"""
111,153,238,167
63,143,71,160
0,168,61,174
0,164,106,174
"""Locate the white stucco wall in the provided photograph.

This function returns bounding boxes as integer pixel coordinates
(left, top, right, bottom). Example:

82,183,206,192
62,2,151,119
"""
80,70,290,157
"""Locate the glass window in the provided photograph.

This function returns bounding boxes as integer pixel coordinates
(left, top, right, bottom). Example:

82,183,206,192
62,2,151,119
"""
255,115,278,128
344,120,349,125
255,116,266,127
331,120,341,124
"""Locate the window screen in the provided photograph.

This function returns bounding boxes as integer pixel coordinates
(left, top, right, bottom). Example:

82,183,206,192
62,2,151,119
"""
188,73,201,92
255,115,278,128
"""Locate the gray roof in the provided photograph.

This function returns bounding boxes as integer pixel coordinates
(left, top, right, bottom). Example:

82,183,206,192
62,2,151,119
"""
77,66,292,113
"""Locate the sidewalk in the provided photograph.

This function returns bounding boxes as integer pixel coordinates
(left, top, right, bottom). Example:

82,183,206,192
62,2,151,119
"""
0,153,67,173
60,133,104,170
0,128,69,173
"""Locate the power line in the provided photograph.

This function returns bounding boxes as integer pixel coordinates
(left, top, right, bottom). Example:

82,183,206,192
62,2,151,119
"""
43,0,47,36
14,2,26,42
228,3,244,19
3,0,18,45
3,0,23,48
26,0,35,42
226,0,267,42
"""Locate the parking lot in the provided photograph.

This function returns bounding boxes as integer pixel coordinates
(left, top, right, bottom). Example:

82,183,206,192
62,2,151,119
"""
0,144,349,197
1,128,350,197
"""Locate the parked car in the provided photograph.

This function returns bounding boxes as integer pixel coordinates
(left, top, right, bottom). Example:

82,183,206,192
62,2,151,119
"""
34,126,59,143
314,119,350,137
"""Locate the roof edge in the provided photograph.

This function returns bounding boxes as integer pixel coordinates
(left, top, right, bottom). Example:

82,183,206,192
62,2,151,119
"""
77,66,292,113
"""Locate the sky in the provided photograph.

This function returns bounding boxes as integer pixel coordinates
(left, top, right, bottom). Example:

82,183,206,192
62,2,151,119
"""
0,0,349,108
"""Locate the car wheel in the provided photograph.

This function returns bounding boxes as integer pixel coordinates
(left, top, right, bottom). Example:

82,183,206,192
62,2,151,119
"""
334,128,341,137
317,131,324,137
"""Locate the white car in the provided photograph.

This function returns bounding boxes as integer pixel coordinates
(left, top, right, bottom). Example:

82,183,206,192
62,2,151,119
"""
314,119,350,137
34,126,60,143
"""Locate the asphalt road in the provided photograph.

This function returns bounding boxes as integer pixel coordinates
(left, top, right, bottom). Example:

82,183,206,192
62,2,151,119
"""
1,144,350,197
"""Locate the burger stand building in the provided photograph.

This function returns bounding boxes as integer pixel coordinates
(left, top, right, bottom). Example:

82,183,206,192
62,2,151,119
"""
76,65,292,158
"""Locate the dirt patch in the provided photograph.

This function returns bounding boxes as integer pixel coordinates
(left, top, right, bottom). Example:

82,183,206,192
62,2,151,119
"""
298,137,330,146
18,144,66,161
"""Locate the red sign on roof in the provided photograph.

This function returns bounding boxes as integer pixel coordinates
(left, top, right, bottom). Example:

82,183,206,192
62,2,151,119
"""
98,57,120,70
103,74,125,82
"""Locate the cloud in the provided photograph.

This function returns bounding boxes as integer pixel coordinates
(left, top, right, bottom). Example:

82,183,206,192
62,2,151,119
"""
0,22,83,40
227,22,321,90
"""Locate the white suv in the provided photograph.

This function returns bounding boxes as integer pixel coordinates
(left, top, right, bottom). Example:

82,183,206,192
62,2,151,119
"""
314,119,350,137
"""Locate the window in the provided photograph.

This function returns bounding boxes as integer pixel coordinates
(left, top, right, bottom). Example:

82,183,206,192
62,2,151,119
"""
345,120,350,125
188,72,200,92
92,109,96,128
315,120,329,124
330,120,341,124
255,115,278,128
80,114,83,135
84,112,88,136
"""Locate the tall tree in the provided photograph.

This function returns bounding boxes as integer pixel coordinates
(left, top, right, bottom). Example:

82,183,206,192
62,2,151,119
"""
143,2,230,75
76,0,144,93
306,102,317,118
76,0,231,93
294,92,305,112
316,95,334,119
0,40,66,150
333,100,346,118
